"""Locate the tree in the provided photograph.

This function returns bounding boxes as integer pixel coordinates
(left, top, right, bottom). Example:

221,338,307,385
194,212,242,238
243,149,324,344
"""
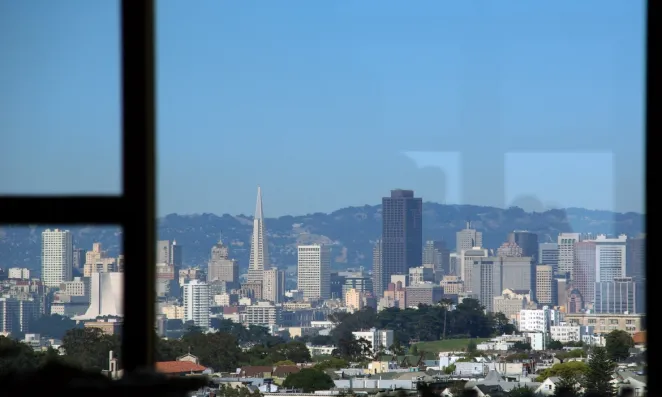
0,336,39,376
512,341,531,351
605,330,634,362
29,314,81,340
410,344,419,355
270,341,312,363
466,339,477,353
553,374,582,397
180,331,242,371
536,361,588,382
448,381,467,397
509,386,536,397
547,339,564,350
62,328,120,371
282,368,335,392
443,363,456,375
389,339,405,356
314,357,348,370
584,346,616,397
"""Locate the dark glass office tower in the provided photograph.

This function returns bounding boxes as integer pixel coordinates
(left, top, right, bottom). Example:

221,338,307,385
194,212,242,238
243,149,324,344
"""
508,231,539,263
376,189,422,296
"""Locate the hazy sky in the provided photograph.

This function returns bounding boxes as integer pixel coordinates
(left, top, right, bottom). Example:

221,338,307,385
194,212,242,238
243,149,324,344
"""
1,1,645,217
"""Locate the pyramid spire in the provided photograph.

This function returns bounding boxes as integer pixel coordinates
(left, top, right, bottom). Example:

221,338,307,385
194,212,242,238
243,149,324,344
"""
248,185,270,283
255,185,264,220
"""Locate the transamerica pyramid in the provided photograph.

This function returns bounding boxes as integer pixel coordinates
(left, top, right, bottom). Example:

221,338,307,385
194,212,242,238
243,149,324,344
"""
247,185,270,283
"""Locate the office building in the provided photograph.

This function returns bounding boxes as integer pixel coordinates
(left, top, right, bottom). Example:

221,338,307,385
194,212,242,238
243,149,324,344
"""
469,258,502,313
84,243,117,277
423,240,451,281
535,265,557,306
297,245,331,300
456,222,483,255
41,229,74,287
507,231,539,263
594,234,627,282
558,233,580,278
460,247,488,288
183,280,210,329
539,242,559,268
245,301,282,326
248,186,270,284
371,240,383,295
208,237,239,285
263,267,285,304
594,277,640,314
377,190,423,299
626,234,645,281
574,241,597,305
405,283,443,307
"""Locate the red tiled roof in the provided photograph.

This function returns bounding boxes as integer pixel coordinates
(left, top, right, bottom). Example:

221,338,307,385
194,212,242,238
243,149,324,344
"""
273,365,300,377
633,331,646,344
155,361,207,374
223,306,239,314
240,366,273,377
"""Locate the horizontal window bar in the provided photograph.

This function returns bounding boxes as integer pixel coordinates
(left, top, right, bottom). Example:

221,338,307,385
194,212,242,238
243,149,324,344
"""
0,196,126,224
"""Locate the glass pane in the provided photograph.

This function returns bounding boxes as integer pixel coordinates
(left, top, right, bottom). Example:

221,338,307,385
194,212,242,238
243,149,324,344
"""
0,225,124,377
154,1,646,390
0,2,122,195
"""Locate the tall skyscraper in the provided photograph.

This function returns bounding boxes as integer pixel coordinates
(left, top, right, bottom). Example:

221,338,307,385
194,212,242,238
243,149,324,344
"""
208,236,239,285
456,222,483,254
371,240,383,295
156,240,183,298
594,234,627,282
538,242,559,268
558,233,581,278
72,248,86,270
423,240,451,281
377,190,422,297
573,241,596,305
626,234,645,281
248,186,270,284
263,267,285,303
535,265,557,306
183,280,210,329
297,244,330,300
507,231,539,263
469,258,502,313
41,229,73,287
156,240,182,267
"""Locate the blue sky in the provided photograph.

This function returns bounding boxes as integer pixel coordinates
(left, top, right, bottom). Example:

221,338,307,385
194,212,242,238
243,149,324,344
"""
0,1,646,217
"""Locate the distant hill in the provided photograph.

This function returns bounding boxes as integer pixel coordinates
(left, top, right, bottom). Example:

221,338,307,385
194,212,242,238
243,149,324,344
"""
0,203,644,275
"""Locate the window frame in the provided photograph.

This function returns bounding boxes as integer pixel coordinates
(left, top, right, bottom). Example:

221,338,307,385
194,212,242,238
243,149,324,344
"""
0,0,657,386
0,0,156,372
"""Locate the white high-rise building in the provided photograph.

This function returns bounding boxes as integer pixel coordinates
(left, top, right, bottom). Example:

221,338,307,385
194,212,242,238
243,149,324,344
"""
558,233,581,278
594,234,627,282
297,245,330,300
183,280,210,329
41,229,73,287
248,186,270,284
